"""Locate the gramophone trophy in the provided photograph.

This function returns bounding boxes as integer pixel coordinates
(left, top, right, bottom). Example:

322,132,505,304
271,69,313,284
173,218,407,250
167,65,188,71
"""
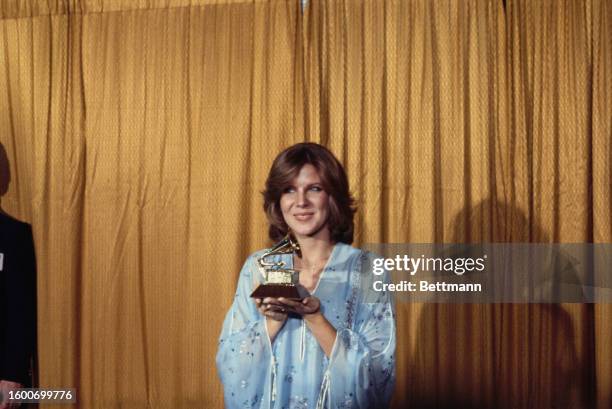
250,234,309,300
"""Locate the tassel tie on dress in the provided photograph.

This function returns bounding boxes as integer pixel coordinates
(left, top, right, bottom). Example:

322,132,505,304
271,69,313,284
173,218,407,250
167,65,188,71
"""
316,370,330,409
270,355,277,404
300,319,306,362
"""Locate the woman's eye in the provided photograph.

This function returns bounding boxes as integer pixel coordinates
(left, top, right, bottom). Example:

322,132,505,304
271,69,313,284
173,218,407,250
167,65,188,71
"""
283,187,296,193
310,186,322,192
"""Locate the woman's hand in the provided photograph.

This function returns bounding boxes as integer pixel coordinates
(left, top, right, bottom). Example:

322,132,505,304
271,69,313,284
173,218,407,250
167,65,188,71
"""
277,296,321,316
255,297,288,342
278,296,336,357
255,297,288,322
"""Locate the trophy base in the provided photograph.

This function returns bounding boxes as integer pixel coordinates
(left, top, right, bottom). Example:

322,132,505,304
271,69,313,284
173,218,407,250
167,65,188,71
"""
250,284,309,300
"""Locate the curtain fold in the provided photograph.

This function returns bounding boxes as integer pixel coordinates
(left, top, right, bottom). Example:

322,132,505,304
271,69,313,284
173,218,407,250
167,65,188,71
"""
0,0,609,407
2,2,302,407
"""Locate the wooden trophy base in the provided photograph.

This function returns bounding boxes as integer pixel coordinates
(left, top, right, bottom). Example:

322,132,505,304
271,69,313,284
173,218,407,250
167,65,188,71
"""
250,284,309,300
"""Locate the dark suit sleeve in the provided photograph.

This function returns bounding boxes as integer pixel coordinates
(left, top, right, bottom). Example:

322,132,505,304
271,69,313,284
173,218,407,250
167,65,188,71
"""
1,223,37,385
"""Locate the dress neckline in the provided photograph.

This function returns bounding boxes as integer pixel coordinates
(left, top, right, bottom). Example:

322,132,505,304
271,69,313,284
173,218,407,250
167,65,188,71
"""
290,242,339,296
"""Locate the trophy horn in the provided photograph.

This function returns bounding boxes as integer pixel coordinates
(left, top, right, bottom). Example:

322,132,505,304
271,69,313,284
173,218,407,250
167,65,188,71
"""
258,234,301,268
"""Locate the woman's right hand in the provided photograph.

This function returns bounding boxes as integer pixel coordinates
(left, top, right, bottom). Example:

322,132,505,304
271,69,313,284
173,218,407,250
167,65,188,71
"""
255,298,288,342
255,297,288,322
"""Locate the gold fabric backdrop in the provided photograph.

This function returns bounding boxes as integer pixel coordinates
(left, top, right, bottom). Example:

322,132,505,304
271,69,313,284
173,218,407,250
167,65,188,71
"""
0,0,609,408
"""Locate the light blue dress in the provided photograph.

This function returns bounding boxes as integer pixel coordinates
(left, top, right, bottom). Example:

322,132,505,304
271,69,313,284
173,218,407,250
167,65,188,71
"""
216,242,396,409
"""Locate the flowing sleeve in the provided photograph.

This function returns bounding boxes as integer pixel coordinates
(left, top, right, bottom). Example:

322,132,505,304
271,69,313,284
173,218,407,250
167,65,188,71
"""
323,256,396,409
216,254,272,409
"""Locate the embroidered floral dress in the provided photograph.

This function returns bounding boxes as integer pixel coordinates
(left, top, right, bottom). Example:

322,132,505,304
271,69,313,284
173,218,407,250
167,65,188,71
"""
216,242,396,409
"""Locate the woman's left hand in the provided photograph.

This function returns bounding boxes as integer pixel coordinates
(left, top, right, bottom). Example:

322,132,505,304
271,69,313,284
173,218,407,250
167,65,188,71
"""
278,296,336,356
277,296,320,315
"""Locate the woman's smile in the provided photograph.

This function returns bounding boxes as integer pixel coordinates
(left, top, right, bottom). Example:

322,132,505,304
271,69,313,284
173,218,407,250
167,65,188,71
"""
294,212,314,221
280,164,330,240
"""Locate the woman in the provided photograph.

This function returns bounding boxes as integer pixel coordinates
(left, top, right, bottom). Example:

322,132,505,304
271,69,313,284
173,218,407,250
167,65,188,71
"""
216,143,395,409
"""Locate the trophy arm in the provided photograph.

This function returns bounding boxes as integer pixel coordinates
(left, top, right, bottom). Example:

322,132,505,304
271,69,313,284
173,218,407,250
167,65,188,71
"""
258,257,286,269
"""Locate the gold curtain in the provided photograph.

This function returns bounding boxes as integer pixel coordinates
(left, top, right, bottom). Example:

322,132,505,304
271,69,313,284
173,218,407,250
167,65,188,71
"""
0,0,610,408
304,1,610,408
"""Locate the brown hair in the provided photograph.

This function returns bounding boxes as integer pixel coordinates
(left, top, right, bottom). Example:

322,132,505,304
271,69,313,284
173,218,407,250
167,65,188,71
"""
263,142,356,244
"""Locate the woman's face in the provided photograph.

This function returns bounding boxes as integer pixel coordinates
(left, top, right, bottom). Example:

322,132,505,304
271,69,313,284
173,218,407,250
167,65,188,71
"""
280,164,330,241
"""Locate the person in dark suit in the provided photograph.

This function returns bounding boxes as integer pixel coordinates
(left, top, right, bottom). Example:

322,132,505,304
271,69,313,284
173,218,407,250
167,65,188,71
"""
0,143,37,409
